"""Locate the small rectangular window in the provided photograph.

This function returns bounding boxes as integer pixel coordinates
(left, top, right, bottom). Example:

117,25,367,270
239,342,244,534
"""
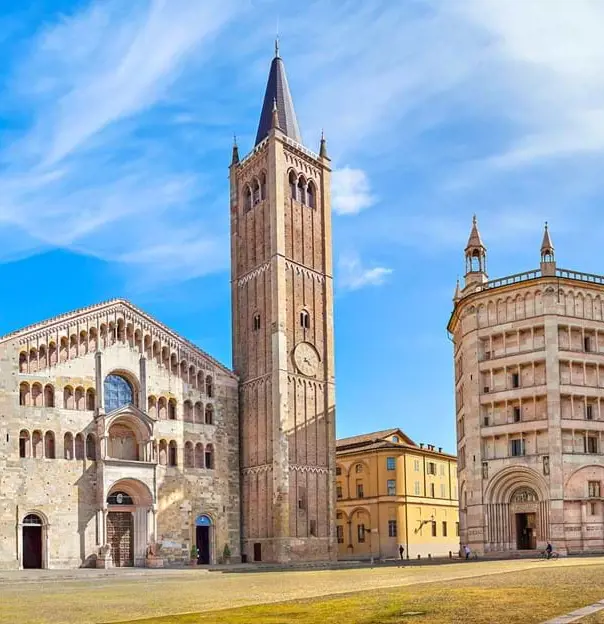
590,502,597,515
355,464,363,473
442,521,447,537
513,407,521,423
414,481,421,495
356,482,364,499
589,481,601,498
336,525,344,543
430,483,435,498
510,439,524,457
586,436,599,454
386,457,396,471
387,479,396,496
586,405,594,421
309,520,317,536
357,524,365,543
431,521,437,537
585,336,592,352
336,485,343,500
414,459,420,472
512,373,520,388
388,520,397,537
456,522,460,537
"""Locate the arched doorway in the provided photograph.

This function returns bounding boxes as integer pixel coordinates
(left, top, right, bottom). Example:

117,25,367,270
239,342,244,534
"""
22,514,44,569
106,480,153,567
484,467,549,553
195,514,213,564
510,487,539,550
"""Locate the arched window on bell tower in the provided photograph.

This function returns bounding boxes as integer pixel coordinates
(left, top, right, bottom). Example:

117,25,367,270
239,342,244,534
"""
289,171,297,200
300,309,310,330
297,176,307,205
244,185,252,212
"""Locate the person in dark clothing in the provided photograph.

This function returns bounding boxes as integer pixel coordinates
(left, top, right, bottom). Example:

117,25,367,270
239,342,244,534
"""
545,542,553,559
399,544,405,560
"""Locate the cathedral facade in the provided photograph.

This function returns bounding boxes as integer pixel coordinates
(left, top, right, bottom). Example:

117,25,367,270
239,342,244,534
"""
450,219,604,555
0,48,336,569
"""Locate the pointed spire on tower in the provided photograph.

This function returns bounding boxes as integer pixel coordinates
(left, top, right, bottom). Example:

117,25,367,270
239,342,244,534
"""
255,42,302,146
231,134,239,166
541,221,554,260
540,221,556,275
319,129,328,158
464,214,488,284
466,214,485,251
453,278,462,304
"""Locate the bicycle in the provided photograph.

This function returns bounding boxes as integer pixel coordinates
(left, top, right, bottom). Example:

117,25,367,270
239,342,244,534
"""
540,550,559,560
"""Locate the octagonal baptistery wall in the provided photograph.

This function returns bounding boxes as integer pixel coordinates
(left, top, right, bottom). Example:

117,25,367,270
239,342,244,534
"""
0,299,240,569
449,219,604,556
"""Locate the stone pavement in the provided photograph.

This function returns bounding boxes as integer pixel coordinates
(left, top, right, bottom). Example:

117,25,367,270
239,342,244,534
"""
2,557,604,624
543,599,604,624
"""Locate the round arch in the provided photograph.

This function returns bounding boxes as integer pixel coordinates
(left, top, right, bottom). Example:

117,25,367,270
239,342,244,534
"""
485,466,549,504
104,369,140,411
195,513,214,526
20,510,49,569
107,478,153,506
193,513,216,565
105,479,155,568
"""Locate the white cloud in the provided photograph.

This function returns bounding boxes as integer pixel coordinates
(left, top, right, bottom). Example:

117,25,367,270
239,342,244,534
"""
331,167,375,215
0,0,242,288
337,253,392,291
458,0,604,167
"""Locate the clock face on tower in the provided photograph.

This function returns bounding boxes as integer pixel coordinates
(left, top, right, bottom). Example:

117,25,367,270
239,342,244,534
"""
293,342,320,377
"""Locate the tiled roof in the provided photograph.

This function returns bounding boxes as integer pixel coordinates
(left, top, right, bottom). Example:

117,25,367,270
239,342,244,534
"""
336,428,416,449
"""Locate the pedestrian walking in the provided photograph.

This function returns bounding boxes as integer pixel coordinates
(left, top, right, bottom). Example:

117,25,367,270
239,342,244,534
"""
464,544,471,560
399,544,405,560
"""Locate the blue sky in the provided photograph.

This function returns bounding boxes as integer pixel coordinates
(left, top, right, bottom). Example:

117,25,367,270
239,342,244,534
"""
1,0,603,453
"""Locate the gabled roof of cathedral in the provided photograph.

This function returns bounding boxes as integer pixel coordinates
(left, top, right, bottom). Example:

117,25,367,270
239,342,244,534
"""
0,298,236,377
255,41,302,146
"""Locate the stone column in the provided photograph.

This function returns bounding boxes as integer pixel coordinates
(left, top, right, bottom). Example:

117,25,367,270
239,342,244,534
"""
95,351,103,411
134,508,148,566
139,356,147,411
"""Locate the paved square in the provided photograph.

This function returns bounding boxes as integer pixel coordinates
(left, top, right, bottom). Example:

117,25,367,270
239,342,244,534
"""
3,557,604,624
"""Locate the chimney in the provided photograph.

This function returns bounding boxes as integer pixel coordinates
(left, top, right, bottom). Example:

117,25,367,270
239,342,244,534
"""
438,447,442,453
420,443,424,449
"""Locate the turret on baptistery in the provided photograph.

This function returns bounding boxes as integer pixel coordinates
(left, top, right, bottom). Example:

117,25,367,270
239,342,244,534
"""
540,222,556,276
464,215,488,290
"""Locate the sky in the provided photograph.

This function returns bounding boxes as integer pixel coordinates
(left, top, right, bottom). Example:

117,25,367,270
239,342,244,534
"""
1,0,604,453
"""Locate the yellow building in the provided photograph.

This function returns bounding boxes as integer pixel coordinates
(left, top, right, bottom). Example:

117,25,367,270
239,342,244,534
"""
336,428,459,560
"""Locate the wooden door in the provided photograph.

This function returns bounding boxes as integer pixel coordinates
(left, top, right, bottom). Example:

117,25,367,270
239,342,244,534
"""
107,511,133,567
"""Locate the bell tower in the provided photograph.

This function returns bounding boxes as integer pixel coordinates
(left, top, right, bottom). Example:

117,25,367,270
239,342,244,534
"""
230,44,336,562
